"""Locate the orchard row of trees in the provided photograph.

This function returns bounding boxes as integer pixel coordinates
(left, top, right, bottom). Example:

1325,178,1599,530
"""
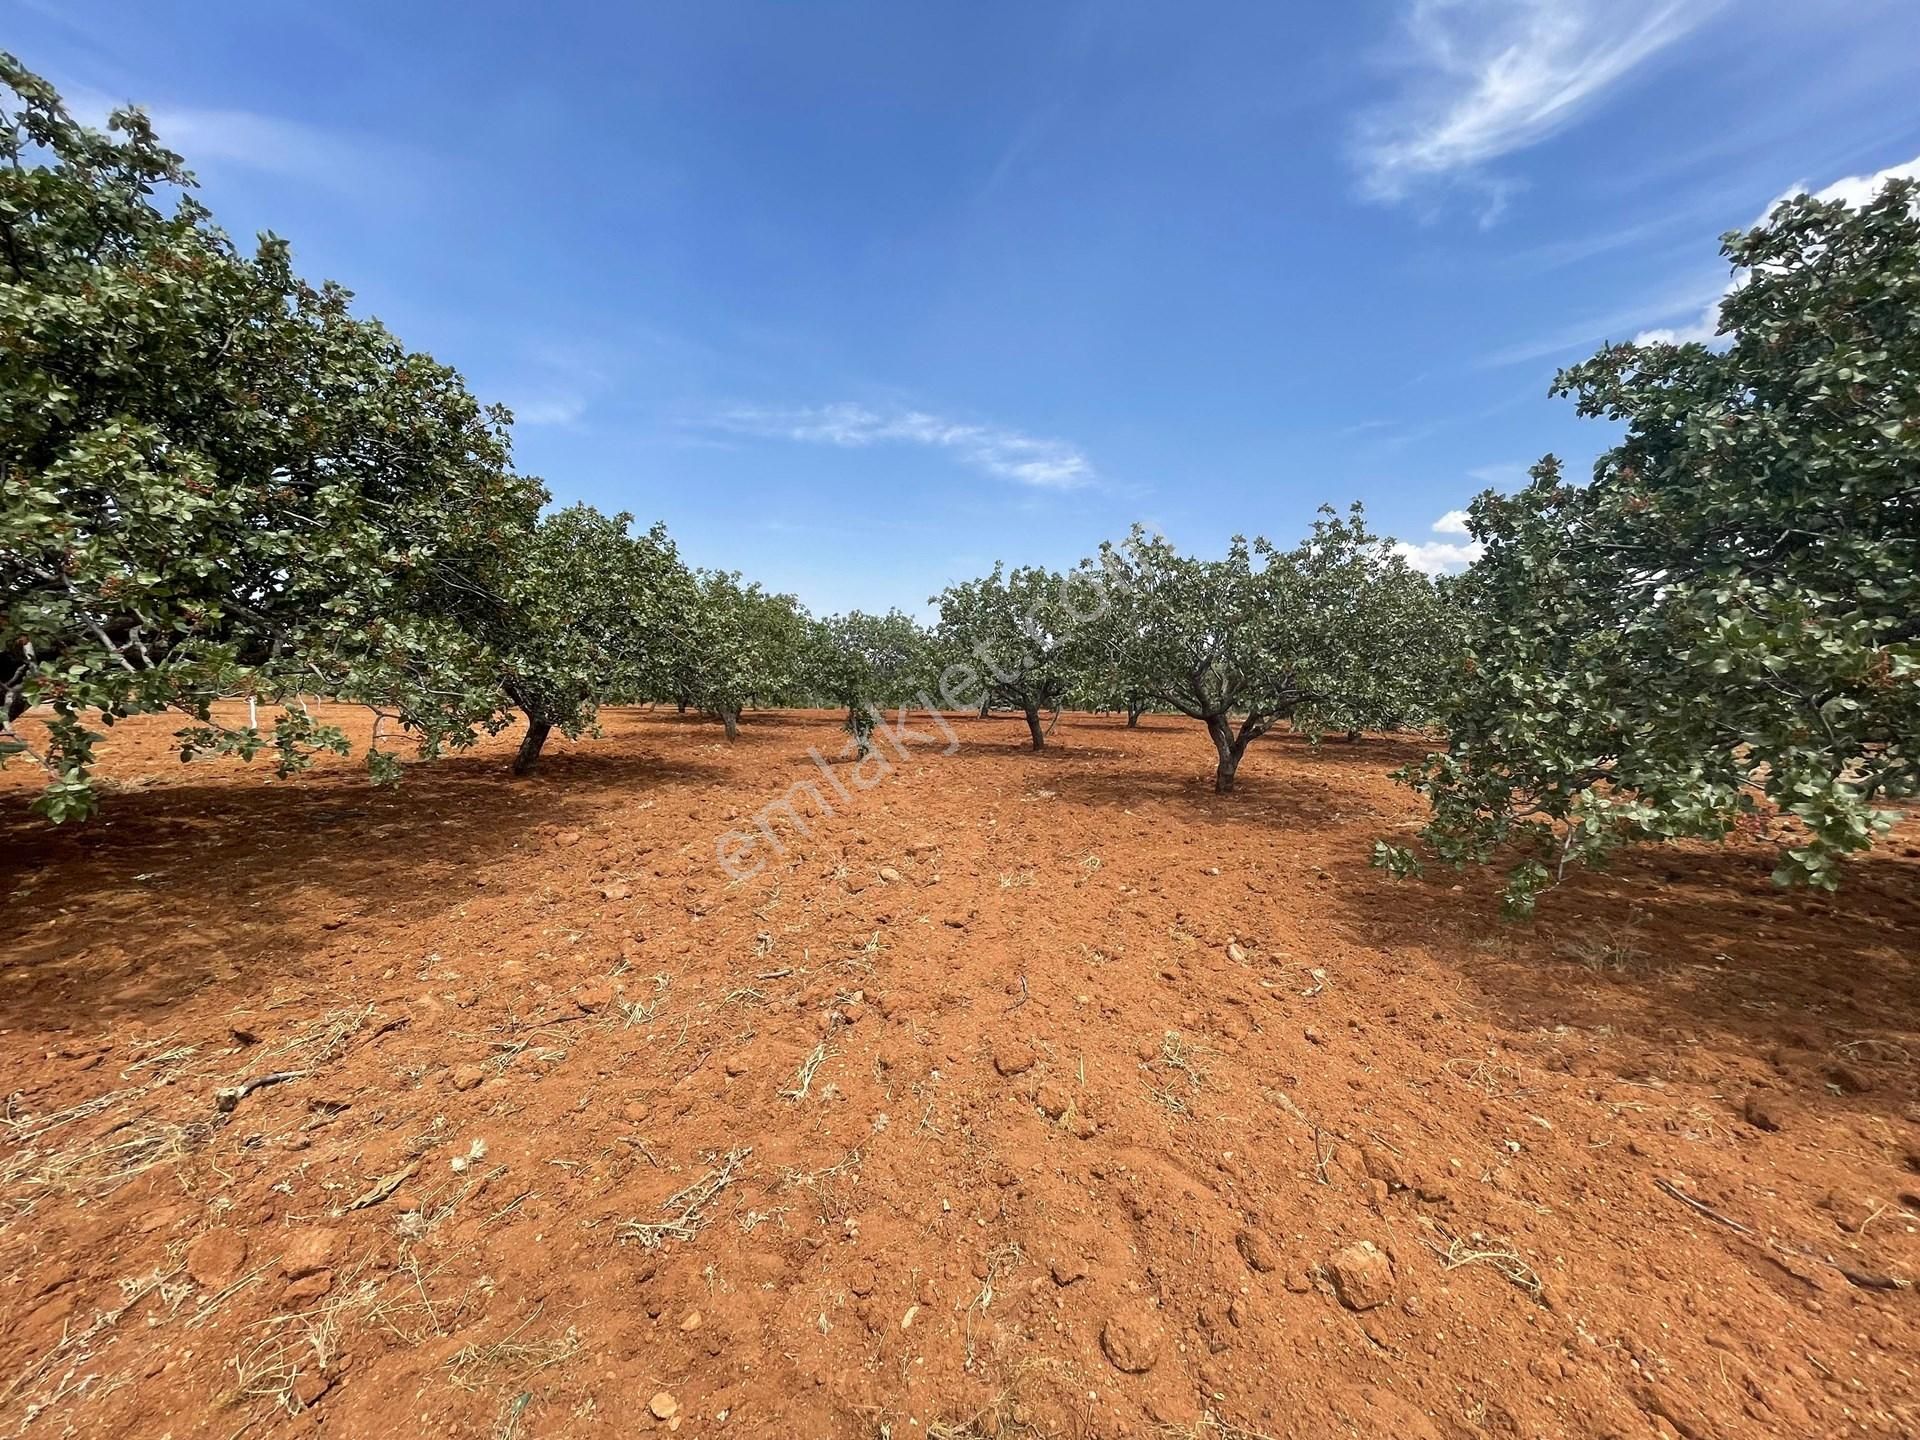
0,57,1457,820
5,56,1914,911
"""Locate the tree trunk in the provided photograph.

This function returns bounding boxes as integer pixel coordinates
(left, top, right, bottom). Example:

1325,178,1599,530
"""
1023,701,1045,751
721,708,739,741
676,697,689,714
1126,704,1144,728
513,717,553,775
1207,716,1242,793
978,694,992,719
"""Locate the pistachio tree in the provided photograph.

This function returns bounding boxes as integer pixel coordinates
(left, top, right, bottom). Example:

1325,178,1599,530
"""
932,564,1094,749
1382,180,1920,913
679,571,809,739
1074,568,1163,726
1098,509,1451,792
807,610,931,756
0,56,543,817
497,506,683,773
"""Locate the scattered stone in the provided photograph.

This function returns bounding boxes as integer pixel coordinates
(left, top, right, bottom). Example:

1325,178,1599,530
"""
1050,1254,1088,1286
724,1054,751,1078
878,866,902,883
601,881,631,901
1227,942,1247,964
678,1310,703,1331
449,1064,487,1092
1825,1063,1871,1095
1744,1092,1787,1132
1304,1026,1326,1046
992,1038,1036,1077
1035,1083,1073,1120
1817,1190,1874,1234
1068,1111,1097,1140
292,1369,333,1409
1235,1228,1280,1274
1099,1311,1162,1374
847,1260,878,1297
650,1392,679,1421
284,1269,333,1301
574,982,614,1013
280,1227,338,1281
1197,1304,1230,1353
1362,1147,1409,1192
186,1229,248,1290
1327,1241,1394,1311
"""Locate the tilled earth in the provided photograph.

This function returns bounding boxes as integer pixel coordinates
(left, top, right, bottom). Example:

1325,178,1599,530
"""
1,704,1916,1439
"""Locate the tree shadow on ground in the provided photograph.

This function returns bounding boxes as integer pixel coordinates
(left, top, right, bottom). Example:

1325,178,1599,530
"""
1325,832,1920,1126
0,743,724,1033
1028,762,1358,837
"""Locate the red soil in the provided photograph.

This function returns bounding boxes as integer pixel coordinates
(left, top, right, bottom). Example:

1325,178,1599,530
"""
1,704,1916,1439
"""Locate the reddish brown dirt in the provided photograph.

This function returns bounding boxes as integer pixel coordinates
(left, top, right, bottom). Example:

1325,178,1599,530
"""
1,704,1917,1440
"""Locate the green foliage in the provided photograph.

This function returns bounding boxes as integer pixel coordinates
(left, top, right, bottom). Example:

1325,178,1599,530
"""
932,564,1094,748
498,506,683,772
1096,508,1455,791
0,55,544,817
1388,181,1920,912
1074,575,1161,724
678,571,810,737
807,610,931,754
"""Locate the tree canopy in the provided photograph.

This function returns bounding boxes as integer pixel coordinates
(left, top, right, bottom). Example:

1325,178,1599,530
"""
497,506,683,773
0,54,544,816
1382,180,1920,912
1095,508,1453,791
677,571,810,739
806,610,932,754
932,564,1092,749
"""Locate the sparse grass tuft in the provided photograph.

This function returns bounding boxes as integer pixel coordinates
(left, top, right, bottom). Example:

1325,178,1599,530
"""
445,1306,580,1390
1557,929,1652,977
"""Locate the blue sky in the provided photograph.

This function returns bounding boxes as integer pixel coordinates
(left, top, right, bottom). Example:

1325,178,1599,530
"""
15,0,1920,612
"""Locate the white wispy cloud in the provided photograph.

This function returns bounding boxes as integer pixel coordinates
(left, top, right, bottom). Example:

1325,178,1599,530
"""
1393,510,1484,575
1356,0,1717,213
62,82,397,194
1479,270,1728,367
508,395,588,428
148,106,363,184
715,403,1095,489
1633,154,1920,345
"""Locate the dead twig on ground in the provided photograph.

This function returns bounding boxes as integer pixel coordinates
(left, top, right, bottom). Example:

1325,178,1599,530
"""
1652,1176,1752,1235
618,1147,751,1249
783,1023,840,1102
1422,1226,1543,1298
213,1070,307,1118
